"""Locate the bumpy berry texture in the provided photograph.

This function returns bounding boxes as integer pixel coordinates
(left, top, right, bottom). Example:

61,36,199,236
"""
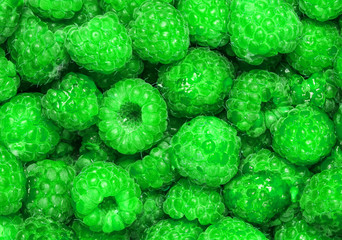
335,105,342,141
71,162,142,233
16,215,76,240
0,48,20,103
163,178,226,225
0,0,23,44
223,172,291,225
72,220,129,240
313,145,342,173
239,131,272,158
8,9,69,85
129,0,189,64
42,72,103,131
142,219,203,240
286,18,342,76
274,217,331,240
176,0,229,48
98,78,168,155
226,70,285,137
130,191,166,240
198,217,268,240
171,116,241,187
0,214,23,240
0,145,26,215
27,0,83,21
158,48,235,118
66,12,132,74
299,0,342,22
271,104,336,166
0,93,60,162
300,168,342,236
335,50,342,87
24,160,76,223
228,0,302,65
128,137,178,190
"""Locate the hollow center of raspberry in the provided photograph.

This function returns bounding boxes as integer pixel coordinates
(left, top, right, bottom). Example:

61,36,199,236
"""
119,102,142,126
99,196,117,213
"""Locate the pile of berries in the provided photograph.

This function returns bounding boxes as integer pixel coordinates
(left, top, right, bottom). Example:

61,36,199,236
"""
1,0,342,239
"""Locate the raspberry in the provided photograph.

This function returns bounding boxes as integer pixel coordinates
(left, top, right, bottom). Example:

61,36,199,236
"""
0,0,23,44
0,145,26,215
127,137,178,190
334,105,342,141
0,214,23,240
335,50,342,86
271,104,336,166
274,217,331,240
26,0,83,21
300,168,342,236
239,131,272,158
0,93,60,162
16,215,77,240
98,78,168,155
24,160,76,223
65,12,132,74
72,220,129,240
198,217,268,240
0,48,20,103
170,116,241,187
313,146,342,173
7,9,69,85
71,162,142,233
223,172,291,225
158,48,235,118
163,178,226,225
129,191,166,240
142,219,203,240
49,141,75,159
286,18,342,76
298,0,342,22
228,0,302,65
226,70,285,137
71,0,102,25
176,0,230,48
42,72,103,131
129,0,190,64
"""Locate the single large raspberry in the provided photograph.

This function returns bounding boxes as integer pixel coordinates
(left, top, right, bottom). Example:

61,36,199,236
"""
158,48,235,118
170,116,241,187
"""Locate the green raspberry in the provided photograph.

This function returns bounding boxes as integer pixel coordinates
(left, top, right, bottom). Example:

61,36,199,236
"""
72,0,102,25
129,191,166,240
171,116,241,187
286,18,342,76
226,70,285,137
72,220,129,240
223,172,291,225
27,0,83,21
176,0,230,48
163,178,226,225
0,145,26,215
129,0,190,64
334,105,342,141
24,160,76,223
313,145,342,173
66,12,132,74
128,137,178,190
0,93,61,162
274,217,331,240
299,0,342,22
16,215,76,240
0,48,20,103
300,168,342,236
98,78,168,155
71,162,142,233
239,131,272,158
7,9,69,85
42,72,103,131
228,0,302,65
198,217,268,240
335,50,342,87
0,0,23,44
49,141,75,160
0,214,23,240
272,104,336,166
158,48,235,118
142,219,203,240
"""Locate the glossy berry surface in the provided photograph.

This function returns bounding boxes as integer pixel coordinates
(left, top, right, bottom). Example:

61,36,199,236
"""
0,0,23,44
0,214,23,240
171,116,241,187
299,0,342,22
158,48,235,118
